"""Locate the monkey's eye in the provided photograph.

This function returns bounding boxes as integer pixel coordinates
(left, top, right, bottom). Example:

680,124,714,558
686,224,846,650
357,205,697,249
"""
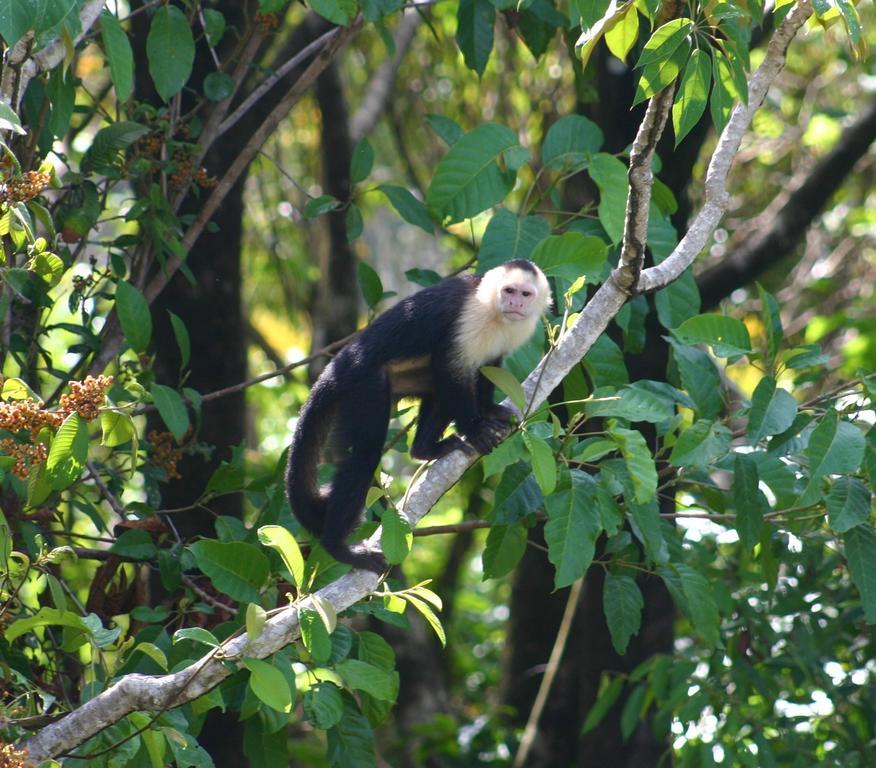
522,291,532,298
504,287,516,294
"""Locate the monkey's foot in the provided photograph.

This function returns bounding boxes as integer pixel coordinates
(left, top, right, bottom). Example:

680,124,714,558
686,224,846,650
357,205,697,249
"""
332,543,387,574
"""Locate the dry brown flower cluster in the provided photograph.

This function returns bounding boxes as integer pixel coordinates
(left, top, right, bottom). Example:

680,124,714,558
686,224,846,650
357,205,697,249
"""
0,740,28,768
1,376,113,478
148,430,183,480
0,439,48,480
57,375,113,421
255,11,280,32
0,170,51,204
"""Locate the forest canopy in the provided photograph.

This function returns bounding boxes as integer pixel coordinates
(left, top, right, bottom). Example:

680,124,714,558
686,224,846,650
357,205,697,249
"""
0,1,874,767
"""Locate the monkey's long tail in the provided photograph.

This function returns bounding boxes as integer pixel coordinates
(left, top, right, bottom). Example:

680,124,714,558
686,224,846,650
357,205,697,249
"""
285,373,337,537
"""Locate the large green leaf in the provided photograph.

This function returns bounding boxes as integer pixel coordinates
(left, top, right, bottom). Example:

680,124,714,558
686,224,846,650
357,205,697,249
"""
455,0,495,76
482,524,528,579
303,682,344,730
733,453,765,551
634,40,690,105
84,121,148,174
380,508,412,565
478,209,549,271
807,413,865,479
673,314,752,358
146,5,195,102
677,564,720,646
542,114,604,171
244,658,294,713
588,152,628,244
150,384,189,441
378,185,434,233
426,123,518,223
189,540,268,603
603,572,643,654
609,427,657,504
669,419,731,469
257,524,305,587
490,462,543,523
668,340,722,418
747,376,798,442
827,478,871,533
672,48,710,145
843,525,876,624
5,607,89,643
115,280,152,353
336,659,399,702
300,609,333,665
0,1,35,47
326,695,376,768
100,10,134,101
636,18,693,68
585,385,675,424
529,232,608,282
46,413,89,490
544,469,602,588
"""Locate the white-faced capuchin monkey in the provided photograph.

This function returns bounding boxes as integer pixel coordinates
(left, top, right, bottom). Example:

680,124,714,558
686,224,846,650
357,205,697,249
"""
285,259,552,572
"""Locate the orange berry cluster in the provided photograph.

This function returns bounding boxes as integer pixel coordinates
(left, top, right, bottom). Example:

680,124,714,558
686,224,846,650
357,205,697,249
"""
0,438,48,480
0,399,63,436
57,375,113,421
135,133,163,158
194,168,217,188
0,170,51,204
0,741,29,768
148,430,183,480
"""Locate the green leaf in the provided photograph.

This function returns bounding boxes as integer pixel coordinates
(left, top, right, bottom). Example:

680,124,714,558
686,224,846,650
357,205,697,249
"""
309,0,356,25
637,18,693,67
115,280,152,353
585,385,675,424
634,40,689,105
629,501,668,564
542,114,604,171
46,413,89,491
672,49,710,145
524,433,556,495
672,314,752,358
604,3,639,63
357,261,384,309
146,5,196,102
807,413,865,479
303,194,341,219
733,453,764,551
588,153,628,244
669,419,731,469
575,0,632,71
98,409,132,448
326,695,376,768
244,657,294,713
491,462,543,523
747,376,798,442
357,631,396,670
132,641,168,670
455,0,495,76
5,607,89,643
150,384,189,442
380,508,412,565
167,310,191,370
336,659,399,702
609,428,657,504
843,525,876,623
300,609,333,664
110,530,157,560
378,185,433,233
582,676,624,734
303,682,344,730
203,72,234,102
203,8,226,46
827,478,871,534
482,523,527,579
603,572,643,654
425,113,464,146
246,602,266,642
257,524,305,588
529,232,608,283
0,1,35,48
172,627,219,648
758,284,783,363
426,123,519,223
478,209,550,272
189,540,269,603
100,10,134,101
678,564,720,646
709,49,735,133
403,593,446,646
479,365,525,410
668,340,722,418
544,469,602,588
351,137,375,184
346,204,364,243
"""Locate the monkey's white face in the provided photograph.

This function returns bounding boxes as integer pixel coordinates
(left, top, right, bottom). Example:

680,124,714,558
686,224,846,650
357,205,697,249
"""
492,266,550,322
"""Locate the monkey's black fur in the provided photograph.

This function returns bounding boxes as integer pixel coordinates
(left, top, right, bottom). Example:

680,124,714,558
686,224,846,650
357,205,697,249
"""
286,271,525,573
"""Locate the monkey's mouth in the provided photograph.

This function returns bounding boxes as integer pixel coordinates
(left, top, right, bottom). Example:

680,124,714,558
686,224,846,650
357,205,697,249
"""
503,310,527,320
